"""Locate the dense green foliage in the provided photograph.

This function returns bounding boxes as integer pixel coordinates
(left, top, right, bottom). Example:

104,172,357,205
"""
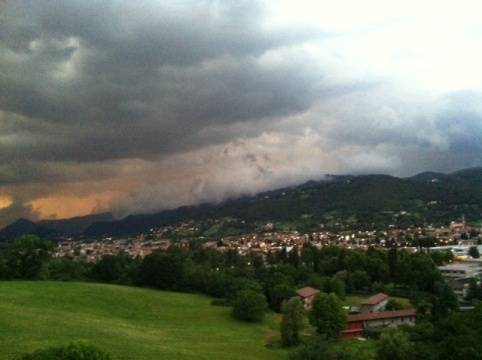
288,339,371,360
468,246,480,258
373,304,482,360
232,289,268,322
280,298,305,346
309,293,347,338
376,330,412,360
19,342,111,360
385,299,403,311
1,235,52,279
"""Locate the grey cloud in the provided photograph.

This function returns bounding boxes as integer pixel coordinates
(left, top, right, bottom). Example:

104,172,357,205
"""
0,200,40,228
0,0,324,166
1,0,482,222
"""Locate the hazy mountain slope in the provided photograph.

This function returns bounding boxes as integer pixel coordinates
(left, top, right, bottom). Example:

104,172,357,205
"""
39,213,114,234
0,219,60,240
4,167,482,238
84,167,482,236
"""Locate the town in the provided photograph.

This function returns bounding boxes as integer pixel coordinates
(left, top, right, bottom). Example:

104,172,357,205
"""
53,217,482,307
54,218,482,261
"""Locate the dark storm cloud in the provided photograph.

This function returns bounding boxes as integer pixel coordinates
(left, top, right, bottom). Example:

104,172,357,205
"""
2,0,482,223
0,0,323,165
0,199,40,226
432,92,482,167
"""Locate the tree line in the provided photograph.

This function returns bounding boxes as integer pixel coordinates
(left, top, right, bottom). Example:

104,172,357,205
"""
0,235,458,317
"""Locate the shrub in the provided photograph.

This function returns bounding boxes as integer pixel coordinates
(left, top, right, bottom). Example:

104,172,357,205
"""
19,342,111,360
232,289,268,322
385,299,403,311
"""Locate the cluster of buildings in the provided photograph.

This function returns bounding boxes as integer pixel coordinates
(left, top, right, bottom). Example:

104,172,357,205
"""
53,218,481,263
199,221,481,255
295,288,416,340
54,238,172,262
437,254,482,302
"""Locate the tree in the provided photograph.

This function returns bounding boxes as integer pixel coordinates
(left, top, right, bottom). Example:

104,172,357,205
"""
430,251,453,266
7,235,52,279
19,341,111,360
466,278,482,302
287,247,300,267
431,282,458,320
398,253,441,292
269,283,296,312
309,293,347,339
46,257,91,281
327,278,345,299
137,251,187,290
288,339,334,360
226,277,263,303
91,252,138,284
388,246,398,281
376,330,413,360
433,307,482,360
386,299,403,311
468,246,480,259
232,289,268,322
351,270,370,291
281,297,305,346
204,270,233,298
289,339,370,360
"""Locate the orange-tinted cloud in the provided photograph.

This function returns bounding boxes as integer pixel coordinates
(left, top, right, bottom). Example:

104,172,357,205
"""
0,195,13,209
28,191,117,220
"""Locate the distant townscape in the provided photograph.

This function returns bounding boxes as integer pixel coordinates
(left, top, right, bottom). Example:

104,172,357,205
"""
52,218,482,262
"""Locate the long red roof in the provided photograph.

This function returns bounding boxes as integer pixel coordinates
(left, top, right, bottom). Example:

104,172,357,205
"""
348,308,416,322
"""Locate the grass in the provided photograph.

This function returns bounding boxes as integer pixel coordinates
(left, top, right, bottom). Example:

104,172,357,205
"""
0,281,287,360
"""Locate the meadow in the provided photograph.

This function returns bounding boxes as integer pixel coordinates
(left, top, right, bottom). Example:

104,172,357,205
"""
0,281,287,360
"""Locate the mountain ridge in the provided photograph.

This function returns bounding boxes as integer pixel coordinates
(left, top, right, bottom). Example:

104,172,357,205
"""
3,167,482,239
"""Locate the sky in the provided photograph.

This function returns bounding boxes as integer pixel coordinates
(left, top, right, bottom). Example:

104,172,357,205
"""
1,0,482,226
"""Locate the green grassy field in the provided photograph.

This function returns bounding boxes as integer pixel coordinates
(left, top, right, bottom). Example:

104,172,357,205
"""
0,281,287,360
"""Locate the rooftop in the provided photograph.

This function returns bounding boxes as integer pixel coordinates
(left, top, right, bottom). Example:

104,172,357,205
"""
296,287,320,298
438,263,481,271
361,293,388,306
348,308,416,322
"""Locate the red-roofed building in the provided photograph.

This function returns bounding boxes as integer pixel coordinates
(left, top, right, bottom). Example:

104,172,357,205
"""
340,309,416,340
296,287,319,309
360,293,388,313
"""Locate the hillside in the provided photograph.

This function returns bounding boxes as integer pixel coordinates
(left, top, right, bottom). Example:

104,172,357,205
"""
0,218,61,240
0,282,285,360
0,213,114,241
39,213,114,235
85,167,482,236
3,167,482,238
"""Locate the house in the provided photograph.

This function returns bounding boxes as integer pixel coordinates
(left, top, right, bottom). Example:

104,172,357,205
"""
438,261,482,301
360,293,388,313
438,262,482,279
296,287,320,309
340,308,416,339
